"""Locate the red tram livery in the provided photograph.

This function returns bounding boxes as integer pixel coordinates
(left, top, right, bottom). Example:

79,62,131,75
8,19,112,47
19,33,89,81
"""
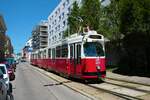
31,30,106,80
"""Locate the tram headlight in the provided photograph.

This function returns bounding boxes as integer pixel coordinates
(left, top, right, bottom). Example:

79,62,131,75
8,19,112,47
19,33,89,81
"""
97,66,101,70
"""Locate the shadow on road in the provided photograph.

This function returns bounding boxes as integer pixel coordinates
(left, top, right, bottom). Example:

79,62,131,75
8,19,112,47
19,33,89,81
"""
44,81,71,87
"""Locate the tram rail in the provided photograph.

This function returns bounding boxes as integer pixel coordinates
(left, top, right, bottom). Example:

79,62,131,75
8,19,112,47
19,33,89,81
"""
106,77,150,87
87,77,150,100
104,78,150,94
29,63,149,100
88,84,144,100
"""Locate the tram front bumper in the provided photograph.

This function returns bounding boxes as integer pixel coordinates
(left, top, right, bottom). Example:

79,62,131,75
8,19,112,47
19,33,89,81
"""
82,71,106,79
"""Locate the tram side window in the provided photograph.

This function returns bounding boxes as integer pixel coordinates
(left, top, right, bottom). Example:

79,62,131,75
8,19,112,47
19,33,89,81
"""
52,48,56,59
70,45,73,59
44,50,46,58
48,48,51,58
33,54,34,59
77,44,81,64
42,51,44,59
37,54,38,59
62,44,68,57
38,52,41,59
56,46,61,57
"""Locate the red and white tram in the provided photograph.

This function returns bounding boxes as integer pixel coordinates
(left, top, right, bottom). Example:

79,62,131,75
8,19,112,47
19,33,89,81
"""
31,30,106,80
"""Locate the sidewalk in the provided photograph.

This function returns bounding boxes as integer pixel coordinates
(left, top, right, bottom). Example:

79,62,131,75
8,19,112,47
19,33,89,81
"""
106,71,150,86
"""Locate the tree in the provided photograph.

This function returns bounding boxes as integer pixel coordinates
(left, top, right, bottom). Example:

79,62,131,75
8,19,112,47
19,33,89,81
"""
0,32,6,58
119,0,150,35
63,28,69,38
68,1,80,35
5,35,14,57
98,0,124,68
119,0,150,75
80,0,101,31
99,0,120,40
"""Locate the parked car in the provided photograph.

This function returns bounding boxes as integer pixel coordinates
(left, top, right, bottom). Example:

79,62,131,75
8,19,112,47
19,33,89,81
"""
14,60,19,65
0,64,13,94
21,58,26,62
5,58,16,72
0,70,8,100
5,64,15,82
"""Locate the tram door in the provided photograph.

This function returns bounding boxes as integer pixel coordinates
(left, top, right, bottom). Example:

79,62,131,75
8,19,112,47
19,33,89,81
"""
70,43,82,76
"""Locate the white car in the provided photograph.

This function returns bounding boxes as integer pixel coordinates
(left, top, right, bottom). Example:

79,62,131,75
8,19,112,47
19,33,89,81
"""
0,70,8,100
0,64,12,94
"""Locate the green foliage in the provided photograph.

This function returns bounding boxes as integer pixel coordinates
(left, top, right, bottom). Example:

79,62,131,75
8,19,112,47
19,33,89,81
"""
68,1,80,35
119,0,150,35
118,0,150,75
80,0,101,30
63,28,69,38
99,0,121,40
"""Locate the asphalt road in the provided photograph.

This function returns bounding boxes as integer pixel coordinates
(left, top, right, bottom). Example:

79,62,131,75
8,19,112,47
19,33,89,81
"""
11,62,91,100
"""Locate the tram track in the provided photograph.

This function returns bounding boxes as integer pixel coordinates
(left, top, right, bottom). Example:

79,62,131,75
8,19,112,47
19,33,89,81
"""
87,77,150,100
106,77,150,87
105,80,150,94
28,63,149,100
88,84,144,100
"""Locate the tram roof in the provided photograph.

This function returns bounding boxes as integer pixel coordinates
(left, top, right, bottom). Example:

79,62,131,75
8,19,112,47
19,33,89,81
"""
67,30,104,44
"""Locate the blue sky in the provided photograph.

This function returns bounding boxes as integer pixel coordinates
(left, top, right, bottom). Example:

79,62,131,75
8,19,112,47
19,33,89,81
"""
0,0,60,53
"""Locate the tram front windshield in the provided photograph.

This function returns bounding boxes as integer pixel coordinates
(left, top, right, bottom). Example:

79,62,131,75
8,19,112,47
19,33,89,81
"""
84,42,104,57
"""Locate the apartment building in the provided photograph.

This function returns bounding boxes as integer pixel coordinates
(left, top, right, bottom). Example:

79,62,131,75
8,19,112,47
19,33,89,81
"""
48,0,82,47
32,20,48,51
0,15,7,58
24,38,33,61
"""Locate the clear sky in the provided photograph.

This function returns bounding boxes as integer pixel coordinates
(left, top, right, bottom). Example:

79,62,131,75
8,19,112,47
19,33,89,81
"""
0,0,60,53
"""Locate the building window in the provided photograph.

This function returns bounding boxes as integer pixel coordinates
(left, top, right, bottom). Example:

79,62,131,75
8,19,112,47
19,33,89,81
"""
62,12,65,19
55,11,57,17
67,7,71,14
66,0,69,5
58,8,60,13
51,15,53,20
62,2,65,9
54,19,57,25
49,25,51,29
63,21,66,28
58,25,60,31
59,15,61,22
55,27,57,32
55,36,57,41
59,33,61,39
49,17,51,21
